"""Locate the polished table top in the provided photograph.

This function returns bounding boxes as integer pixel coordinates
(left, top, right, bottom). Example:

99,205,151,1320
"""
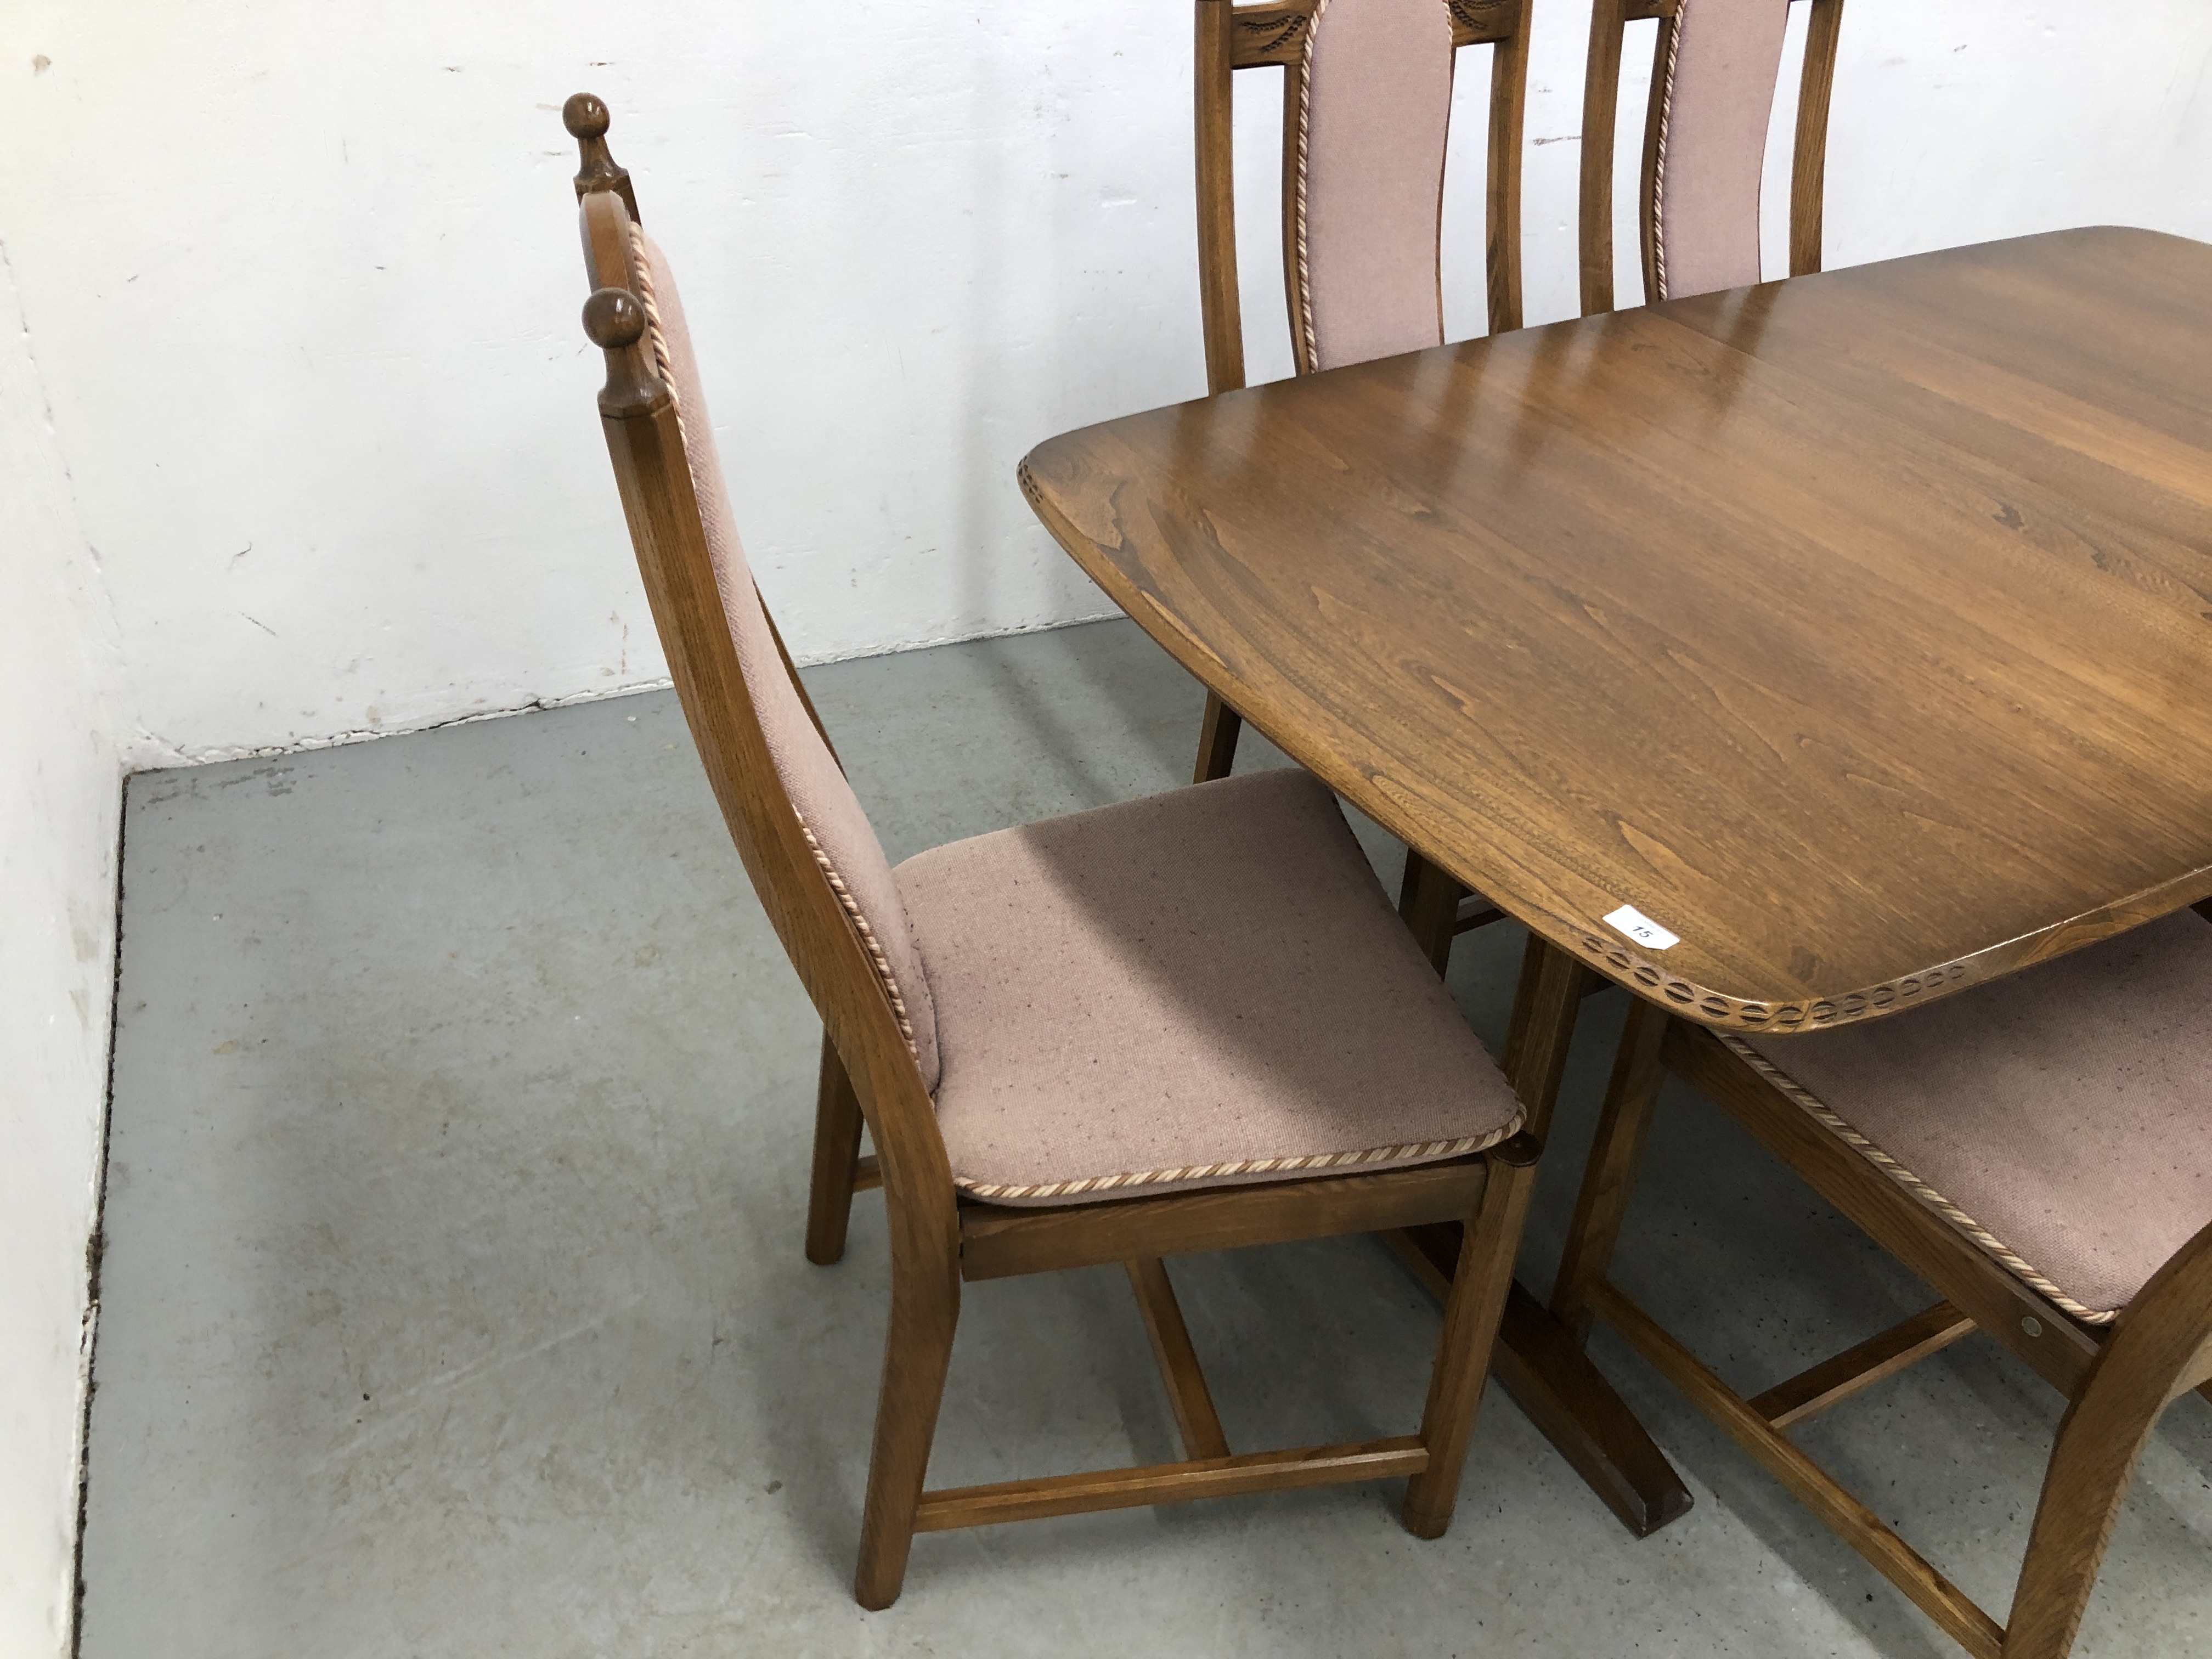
1020,227,2212,1034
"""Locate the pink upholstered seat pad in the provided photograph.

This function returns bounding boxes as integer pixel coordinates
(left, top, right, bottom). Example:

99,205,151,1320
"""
1654,0,1790,300
636,233,940,1089
896,769,1523,1206
1299,0,1454,371
1743,910,2212,1322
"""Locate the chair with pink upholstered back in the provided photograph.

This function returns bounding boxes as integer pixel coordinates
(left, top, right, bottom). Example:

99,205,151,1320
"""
1188,0,1534,968
1548,909,2212,1655
1192,0,1533,397
562,94,1550,1612
1580,0,1847,313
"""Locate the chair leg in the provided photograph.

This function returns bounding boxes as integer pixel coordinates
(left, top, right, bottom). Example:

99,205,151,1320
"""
2001,1223,2212,1656
1126,1257,1232,1459
806,1034,867,1266
1402,1140,1541,1538
1193,691,1243,783
853,1243,962,1611
1550,997,1669,1342
1398,849,1468,977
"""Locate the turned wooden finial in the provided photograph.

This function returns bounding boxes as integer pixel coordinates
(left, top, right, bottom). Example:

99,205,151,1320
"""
563,92,639,222
582,285,644,349
582,287,667,417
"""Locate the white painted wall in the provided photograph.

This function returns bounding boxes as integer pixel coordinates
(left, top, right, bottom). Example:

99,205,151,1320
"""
0,250,124,1656
2,2,2208,764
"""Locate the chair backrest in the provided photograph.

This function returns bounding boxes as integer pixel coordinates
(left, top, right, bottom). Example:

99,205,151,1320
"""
561,95,956,1221
1579,0,1846,313
1194,0,1533,392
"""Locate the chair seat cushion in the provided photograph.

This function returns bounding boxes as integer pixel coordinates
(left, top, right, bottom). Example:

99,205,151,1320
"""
894,769,1524,1206
1741,910,2212,1324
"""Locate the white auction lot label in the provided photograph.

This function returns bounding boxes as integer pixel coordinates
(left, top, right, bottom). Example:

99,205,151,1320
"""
1604,904,1679,951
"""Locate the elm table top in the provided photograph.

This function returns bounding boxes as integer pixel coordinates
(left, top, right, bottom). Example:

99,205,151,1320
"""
1019,228,2212,1034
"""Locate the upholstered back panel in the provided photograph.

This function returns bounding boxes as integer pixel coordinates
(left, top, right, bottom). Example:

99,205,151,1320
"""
632,232,941,1091
1296,0,1455,371
1651,0,1791,300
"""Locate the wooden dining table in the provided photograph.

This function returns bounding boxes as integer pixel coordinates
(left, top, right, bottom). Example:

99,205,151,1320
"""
1015,225,2212,1534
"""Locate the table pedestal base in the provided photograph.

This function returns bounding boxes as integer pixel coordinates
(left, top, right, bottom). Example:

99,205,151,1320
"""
1383,1222,1693,1538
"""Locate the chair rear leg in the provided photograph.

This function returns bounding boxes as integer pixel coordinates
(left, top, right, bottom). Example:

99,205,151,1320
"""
854,1253,961,1610
1194,690,1243,782
806,1034,867,1265
1403,1138,1541,1538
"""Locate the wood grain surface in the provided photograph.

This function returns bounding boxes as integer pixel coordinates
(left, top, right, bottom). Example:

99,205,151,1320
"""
1019,229,2212,1032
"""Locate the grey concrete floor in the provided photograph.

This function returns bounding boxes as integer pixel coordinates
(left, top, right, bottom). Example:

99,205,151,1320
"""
82,618,2211,1657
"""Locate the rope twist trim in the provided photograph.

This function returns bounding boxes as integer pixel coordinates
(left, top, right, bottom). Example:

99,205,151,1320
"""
1289,0,1330,373
1721,1034,2119,1326
955,1111,1524,1203
1649,0,1684,302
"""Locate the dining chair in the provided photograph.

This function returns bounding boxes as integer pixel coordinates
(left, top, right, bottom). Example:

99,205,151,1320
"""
1192,0,1534,967
1580,0,1846,313
561,94,1546,1611
1549,911,2212,1658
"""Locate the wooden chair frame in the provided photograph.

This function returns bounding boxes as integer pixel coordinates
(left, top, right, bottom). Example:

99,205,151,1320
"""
563,94,1545,1611
1579,0,1846,315
1193,0,1533,398
1191,0,1533,962
1551,995,2212,1658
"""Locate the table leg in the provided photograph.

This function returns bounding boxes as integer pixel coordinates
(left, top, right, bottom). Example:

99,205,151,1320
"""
1397,850,1466,976
1383,1226,1693,1537
1388,931,1694,1537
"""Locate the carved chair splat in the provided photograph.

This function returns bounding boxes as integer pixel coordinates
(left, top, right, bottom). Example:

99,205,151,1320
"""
1581,0,1847,315
563,94,1547,1611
